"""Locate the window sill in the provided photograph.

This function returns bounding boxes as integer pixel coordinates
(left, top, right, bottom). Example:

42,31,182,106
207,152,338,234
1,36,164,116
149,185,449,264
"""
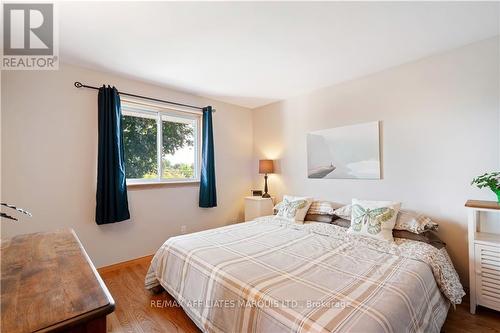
126,179,200,188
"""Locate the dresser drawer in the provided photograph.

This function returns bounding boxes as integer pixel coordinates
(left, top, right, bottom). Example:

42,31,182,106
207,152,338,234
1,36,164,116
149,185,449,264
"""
475,243,500,311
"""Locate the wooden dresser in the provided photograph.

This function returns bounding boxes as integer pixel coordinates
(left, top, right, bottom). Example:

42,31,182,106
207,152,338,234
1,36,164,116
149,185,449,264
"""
465,200,500,314
1,229,115,333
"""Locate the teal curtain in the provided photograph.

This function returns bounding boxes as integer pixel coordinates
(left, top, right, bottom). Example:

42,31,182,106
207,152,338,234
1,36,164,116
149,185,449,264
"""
199,106,217,207
95,86,130,224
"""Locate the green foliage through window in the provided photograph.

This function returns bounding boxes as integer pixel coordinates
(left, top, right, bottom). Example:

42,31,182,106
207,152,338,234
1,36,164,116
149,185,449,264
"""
123,114,158,178
122,106,197,181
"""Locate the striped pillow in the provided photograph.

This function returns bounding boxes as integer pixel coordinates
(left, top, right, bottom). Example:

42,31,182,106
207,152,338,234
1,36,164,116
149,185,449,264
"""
307,201,335,215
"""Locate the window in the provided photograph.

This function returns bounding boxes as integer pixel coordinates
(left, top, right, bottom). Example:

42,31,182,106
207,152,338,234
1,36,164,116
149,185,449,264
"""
122,101,200,184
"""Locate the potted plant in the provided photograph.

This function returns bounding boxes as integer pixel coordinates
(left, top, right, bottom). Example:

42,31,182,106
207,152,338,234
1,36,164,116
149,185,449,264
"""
471,172,500,203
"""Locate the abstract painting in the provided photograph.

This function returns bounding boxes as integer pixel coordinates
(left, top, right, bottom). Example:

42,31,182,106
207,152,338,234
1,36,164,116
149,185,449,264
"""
307,121,380,179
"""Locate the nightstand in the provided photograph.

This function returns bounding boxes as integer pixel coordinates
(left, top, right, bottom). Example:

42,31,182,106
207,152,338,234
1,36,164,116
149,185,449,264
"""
465,200,500,314
245,196,274,221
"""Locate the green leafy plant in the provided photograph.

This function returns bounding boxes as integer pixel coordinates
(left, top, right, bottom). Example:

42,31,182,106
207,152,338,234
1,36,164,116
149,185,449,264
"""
122,115,194,179
471,172,500,203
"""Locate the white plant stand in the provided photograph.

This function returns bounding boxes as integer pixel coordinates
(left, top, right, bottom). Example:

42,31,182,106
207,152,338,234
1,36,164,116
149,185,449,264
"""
465,200,500,314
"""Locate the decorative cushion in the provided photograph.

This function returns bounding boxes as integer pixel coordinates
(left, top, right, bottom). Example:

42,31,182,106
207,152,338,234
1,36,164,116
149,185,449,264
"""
304,214,334,223
332,205,352,220
333,204,438,234
274,195,313,223
347,199,401,242
307,201,335,215
394,210,438,234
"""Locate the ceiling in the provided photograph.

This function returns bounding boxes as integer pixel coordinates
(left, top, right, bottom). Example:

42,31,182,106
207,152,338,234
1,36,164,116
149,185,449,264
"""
60,2,500,109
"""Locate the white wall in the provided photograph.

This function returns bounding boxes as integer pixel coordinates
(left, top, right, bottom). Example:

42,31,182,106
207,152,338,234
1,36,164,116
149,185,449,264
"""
1,63,254,267
2,38,499,283
252,37,500,283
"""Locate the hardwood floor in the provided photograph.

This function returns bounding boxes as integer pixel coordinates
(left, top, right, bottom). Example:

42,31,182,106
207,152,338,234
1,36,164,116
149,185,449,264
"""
99,256,500,333
100,256,200,333
443,303,500,333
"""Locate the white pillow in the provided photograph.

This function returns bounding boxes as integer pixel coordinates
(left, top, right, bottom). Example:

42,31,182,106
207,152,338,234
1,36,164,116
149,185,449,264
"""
394,210,438,234
333,204,352,220
274,195,313,223
347,199,401,242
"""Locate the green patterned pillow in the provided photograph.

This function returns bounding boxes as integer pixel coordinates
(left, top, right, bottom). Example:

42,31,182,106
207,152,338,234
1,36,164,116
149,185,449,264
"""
274,195,313,223
348,199,401,241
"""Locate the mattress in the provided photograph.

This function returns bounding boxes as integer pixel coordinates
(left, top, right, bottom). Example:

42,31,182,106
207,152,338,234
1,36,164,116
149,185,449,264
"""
146,216,465,333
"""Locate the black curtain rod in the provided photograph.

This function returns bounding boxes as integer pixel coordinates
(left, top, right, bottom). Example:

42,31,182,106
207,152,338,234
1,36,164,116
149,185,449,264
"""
74,81,214,112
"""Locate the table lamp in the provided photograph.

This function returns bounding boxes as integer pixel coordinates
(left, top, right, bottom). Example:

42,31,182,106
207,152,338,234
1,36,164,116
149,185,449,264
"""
259,160,274,198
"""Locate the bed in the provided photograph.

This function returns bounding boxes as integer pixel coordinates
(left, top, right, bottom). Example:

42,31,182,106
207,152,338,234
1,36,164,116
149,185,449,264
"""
145,216,465,333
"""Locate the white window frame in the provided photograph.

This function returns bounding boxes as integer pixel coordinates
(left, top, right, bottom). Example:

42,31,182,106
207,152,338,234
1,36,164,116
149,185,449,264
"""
121,100,202,185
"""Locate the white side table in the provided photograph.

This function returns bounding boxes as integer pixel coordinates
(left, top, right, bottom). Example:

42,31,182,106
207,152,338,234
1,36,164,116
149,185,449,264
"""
465,200,500,314
245,197,274,221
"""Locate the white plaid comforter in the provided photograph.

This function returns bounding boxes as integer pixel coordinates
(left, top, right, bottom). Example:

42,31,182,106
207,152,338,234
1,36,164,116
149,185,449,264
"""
146,217,464,333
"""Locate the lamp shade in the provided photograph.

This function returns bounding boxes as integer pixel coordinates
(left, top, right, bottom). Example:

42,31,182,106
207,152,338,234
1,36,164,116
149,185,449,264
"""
259,159,274,174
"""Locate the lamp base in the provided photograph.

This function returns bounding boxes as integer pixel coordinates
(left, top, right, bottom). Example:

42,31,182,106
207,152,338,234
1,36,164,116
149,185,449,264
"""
262,173,270,198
